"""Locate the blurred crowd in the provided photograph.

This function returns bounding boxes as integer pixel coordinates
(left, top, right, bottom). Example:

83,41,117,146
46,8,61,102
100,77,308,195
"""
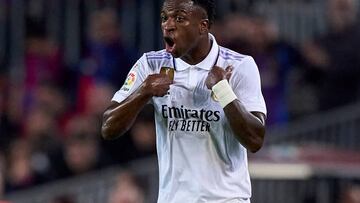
212,0,360,125
0,0,360,202
0,6,155,201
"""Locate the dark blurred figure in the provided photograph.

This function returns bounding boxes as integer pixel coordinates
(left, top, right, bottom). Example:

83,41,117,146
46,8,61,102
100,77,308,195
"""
302,0,360,111
0,153,4,198
102,105,156,164
53,115,111,179
107,171,145,203
0,76,15,151
24,19,64,115
20,82,68,183
73,8,137,126
0,76,22,151
215,15,301,125
78,8,137,88
129,105,157,158
339,185,360,203
76,81,115,118
4,138,50,193
23,105,63,181
1,18,66,158
50,195,76,203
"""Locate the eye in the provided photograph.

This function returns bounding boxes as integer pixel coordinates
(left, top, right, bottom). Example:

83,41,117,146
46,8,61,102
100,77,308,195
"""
175,16,184,23
161,15,168,23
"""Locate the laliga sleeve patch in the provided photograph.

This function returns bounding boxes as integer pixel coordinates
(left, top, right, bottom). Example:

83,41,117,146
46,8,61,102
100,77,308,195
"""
120,71,137,92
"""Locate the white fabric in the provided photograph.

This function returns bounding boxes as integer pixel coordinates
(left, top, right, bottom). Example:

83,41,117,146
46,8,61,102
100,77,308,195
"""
112,34,266,203
212,79,238,108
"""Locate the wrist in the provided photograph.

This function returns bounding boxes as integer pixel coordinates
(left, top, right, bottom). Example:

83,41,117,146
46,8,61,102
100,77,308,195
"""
211,79,237,108
138,83,154,98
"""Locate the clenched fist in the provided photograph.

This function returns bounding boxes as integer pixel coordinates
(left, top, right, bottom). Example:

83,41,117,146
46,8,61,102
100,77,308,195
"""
141,74,173,97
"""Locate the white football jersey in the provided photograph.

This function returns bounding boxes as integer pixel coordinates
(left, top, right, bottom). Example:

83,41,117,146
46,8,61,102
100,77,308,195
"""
112,34,266,203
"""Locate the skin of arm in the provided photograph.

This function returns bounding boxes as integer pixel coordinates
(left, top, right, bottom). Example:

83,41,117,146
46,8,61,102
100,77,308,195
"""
101,74,172,140
205,66,266,153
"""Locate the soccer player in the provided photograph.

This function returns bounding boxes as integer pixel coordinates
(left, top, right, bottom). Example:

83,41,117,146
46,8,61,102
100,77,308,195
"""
101,0,266,202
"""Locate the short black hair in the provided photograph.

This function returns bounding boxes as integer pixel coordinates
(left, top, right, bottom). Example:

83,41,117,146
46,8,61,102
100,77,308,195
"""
192,0,216,26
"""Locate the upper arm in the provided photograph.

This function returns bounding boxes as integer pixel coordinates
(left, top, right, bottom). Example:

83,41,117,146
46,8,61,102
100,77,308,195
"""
112,55,151,103
230,56,267,117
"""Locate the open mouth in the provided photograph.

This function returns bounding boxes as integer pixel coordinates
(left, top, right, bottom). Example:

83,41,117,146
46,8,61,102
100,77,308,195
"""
164,36,176,53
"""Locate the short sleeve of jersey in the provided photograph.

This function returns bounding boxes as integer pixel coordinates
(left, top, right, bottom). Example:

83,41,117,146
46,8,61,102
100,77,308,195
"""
230,56,267,116
111,54,151,103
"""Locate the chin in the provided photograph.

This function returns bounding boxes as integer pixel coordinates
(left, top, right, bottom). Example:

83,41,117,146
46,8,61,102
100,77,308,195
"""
172,53,181,58
168,51,181,58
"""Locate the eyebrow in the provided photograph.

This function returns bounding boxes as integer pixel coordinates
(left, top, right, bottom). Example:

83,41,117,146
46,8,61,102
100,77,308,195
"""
161,9,189,15
177,9,188,14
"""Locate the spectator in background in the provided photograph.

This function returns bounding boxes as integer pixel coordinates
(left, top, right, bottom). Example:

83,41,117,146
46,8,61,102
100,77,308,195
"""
4,138,49,193
1,79,23,149
302,0,360,111
76,81,115,118
0,76,15,151
53,115,111,179
108,171,145,203
215,14,301,125
24,19,64,115
129,106,157,158
23,105,62,181
339,185,360,203
102,105,156,164
78,8,137,89
73,8,138,123
2,21,67,179
32,83,67,119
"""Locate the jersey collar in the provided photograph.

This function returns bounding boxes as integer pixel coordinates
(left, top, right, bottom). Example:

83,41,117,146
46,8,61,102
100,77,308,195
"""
174,33,219,71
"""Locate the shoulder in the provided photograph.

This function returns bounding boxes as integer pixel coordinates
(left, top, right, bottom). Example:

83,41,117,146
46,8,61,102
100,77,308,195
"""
219,46,256,67
218,47,259,80
140,50,173,72
144,50,172,61
219,46,252,64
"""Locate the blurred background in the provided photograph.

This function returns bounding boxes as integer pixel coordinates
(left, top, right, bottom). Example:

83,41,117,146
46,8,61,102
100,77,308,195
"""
0,0,360,202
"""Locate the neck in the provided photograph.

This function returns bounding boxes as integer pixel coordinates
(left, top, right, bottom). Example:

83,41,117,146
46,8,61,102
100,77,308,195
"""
181,35,211,65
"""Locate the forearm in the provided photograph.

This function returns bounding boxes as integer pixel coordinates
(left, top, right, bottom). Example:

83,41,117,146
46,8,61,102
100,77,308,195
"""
102,73,172,140
101,87,152,140
223,100,265,153
206,65,266,152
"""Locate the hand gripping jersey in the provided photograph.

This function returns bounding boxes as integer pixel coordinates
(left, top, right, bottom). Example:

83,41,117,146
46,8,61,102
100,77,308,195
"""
112,34,267,203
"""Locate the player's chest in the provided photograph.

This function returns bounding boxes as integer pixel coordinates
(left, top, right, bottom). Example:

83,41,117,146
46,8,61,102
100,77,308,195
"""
153,68,218,109
153,68,226,134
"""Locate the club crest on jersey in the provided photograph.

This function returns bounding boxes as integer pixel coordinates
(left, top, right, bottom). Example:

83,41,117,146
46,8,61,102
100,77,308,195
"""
121,71,136,92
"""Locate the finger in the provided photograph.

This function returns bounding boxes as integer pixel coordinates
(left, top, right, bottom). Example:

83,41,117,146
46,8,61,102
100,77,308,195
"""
211,66,224,74
225,65,233,73
225,66,233,81
163,78,174,85
157,76,173,84
225,71,232,81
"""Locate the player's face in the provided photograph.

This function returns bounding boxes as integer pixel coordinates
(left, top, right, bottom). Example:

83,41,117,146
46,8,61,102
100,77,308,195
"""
161,0,207,58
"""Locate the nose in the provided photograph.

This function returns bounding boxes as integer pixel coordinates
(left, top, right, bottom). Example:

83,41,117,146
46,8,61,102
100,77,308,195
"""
162,18,175,34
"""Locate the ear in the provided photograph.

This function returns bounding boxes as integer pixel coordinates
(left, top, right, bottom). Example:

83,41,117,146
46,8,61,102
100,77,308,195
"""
199,19,210,34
